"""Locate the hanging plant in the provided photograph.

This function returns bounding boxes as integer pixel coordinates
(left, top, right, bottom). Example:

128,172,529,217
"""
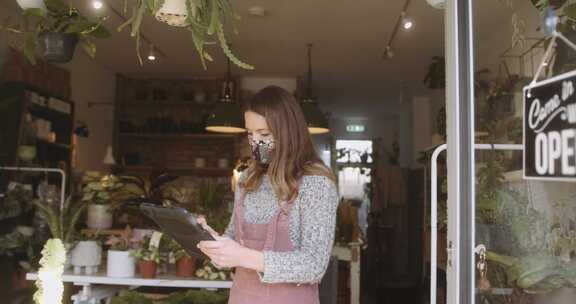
119,0,254,70
423,56,445,90
0,0,110,64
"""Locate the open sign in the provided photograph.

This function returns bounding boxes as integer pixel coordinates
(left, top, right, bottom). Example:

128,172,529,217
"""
524,70,576,181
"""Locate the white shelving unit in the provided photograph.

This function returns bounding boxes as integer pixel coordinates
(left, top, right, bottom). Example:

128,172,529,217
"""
26,271,232,303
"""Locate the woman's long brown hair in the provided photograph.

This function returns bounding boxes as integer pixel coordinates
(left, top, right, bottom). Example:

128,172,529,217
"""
240,86,335,201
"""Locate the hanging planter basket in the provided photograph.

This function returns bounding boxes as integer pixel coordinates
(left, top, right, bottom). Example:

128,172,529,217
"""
16,0,47,11
38,32,79,63
155,0,195,27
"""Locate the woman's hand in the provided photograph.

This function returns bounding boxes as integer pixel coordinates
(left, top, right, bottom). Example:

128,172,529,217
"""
196,215,220,239
198,236,264,271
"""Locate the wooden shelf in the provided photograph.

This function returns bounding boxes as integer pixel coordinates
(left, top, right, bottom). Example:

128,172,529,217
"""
28,103,72,121
36,139,71,150
118,133,239,139
122,101,215,106
336,163,374,168
121,165,233,176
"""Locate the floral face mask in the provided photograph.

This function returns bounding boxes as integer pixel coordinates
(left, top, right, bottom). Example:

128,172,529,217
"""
248,136,275,165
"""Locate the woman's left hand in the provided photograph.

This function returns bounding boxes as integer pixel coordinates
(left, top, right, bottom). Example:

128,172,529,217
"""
198,236,253,269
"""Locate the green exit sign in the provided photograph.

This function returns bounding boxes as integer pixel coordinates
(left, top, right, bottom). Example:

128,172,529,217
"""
346,125,365,133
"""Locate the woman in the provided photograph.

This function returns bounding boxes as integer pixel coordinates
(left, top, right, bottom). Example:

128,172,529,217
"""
198,86,339,304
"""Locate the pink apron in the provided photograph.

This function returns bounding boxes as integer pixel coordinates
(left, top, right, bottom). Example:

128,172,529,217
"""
228,189,319,304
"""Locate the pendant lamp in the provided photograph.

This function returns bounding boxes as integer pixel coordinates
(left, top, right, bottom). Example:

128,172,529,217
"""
206,52,245,133
302,44,330,134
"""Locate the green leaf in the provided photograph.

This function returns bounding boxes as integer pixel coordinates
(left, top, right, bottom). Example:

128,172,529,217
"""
22,33,37,65
80,39,97,58
190,26,208,69
563,4,576,20
206,0,218,35
131,1,147,38
153,0,165,13
88,23,111,39
217,24,254,70
64,20,95,34
117,7,136,33
203,51,213,62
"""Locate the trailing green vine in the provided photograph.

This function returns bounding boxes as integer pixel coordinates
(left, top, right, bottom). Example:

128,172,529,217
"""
119,0,254,70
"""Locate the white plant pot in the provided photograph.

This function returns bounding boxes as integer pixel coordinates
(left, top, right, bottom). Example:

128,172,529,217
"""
106,250,135,278
71,241,102,267
155,0,196,27
425,0,445,9
87,204,113,229
16,0,47,11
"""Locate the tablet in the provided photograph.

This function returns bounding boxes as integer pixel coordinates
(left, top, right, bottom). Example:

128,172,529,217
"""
140,203,215,259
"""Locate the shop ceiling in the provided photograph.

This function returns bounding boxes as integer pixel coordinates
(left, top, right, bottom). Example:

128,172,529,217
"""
3,0,513,103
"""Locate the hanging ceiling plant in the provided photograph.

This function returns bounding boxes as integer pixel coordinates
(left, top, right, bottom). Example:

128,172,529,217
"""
119,0,254,70
0,0,110,65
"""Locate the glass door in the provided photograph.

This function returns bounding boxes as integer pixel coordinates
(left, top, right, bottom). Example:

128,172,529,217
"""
444,0,576,303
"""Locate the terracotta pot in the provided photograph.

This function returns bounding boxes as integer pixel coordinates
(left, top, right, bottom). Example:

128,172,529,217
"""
176,256,197,277
11,269,30,290
138,260,158,278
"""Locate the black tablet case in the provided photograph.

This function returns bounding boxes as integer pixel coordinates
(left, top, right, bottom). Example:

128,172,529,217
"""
140,203,215,259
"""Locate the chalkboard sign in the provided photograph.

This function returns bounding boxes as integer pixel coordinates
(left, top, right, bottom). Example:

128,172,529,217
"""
524,70,576,181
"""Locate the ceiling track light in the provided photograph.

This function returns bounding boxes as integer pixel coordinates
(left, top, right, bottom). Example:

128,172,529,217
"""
92,0,104,10
148,44,157,61
383,45,395,60
382,0,412,59
401,13,415,31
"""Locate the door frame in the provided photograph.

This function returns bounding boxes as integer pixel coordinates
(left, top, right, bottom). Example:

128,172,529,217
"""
444,0,475,303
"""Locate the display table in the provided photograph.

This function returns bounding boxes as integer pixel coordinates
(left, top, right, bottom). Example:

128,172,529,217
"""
26,244,360,304
26,272,232,303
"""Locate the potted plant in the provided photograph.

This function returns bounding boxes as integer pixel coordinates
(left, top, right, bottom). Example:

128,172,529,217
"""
118,0,253,70
166,237,197,277
82,171,125,229
184,179,229,234
120,172,180,206
0,182,36,221
0,0,110,64
485,196,576,299
118,171,180,227
70,234,102,275
132,232,164,278
195,259,231,281
105,226,137,278
0,226,37,290
34,195,87,269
